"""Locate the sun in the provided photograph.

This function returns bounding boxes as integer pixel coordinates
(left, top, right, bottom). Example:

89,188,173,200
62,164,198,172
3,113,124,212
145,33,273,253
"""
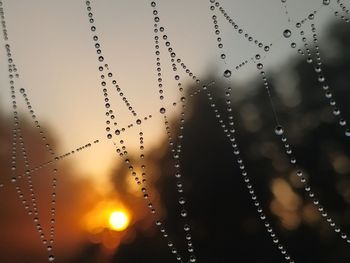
109,211,129,231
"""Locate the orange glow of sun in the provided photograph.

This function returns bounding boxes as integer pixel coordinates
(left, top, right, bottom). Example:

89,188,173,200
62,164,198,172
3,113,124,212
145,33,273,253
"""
83,200,131,234
109,211,129,231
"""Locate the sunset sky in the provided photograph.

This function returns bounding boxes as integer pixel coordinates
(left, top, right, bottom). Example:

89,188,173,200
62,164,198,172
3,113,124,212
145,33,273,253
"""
0,0,337,189
1,1,350,263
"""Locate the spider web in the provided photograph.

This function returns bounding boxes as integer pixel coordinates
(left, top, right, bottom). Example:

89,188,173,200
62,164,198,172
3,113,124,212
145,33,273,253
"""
0,0,349,262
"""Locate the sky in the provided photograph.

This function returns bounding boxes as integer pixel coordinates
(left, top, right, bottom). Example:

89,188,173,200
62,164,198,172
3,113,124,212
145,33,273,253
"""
0,0,338,190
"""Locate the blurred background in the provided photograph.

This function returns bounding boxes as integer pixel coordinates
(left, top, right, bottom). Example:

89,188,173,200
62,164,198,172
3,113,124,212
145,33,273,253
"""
1,0,350,262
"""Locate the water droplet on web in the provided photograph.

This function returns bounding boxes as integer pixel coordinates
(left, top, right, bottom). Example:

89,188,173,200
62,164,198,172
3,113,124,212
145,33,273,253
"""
345,129,350,137
160,107,166,114
48,255,55,262
179,197,185,204
314,66,321,73
20,88,25,93
223,70,232,78
283,29,291,38
275,125,284,135
323,0,330,5
189,255,197,262
333,108,340,116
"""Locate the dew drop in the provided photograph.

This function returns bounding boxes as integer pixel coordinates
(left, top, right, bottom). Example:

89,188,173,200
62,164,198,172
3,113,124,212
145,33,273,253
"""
275,125,284,135
223,69,232,78
322,0,330,5
48,255,55,262
160,107,166,114
179,197,185,205
333,108,340,116
314,66,321,73
136,119,142,125
257,63,263,70
345,129,350,137
283,29,291,38
184,224,190,231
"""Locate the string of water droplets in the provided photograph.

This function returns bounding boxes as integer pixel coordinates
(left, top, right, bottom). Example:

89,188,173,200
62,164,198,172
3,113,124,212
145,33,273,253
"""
1,0,349,262
207,0,350,258
291,21,350,136
205,1,296,261
83,1,205,261
6,80,219,189
85,0,350,260
0,2,58,262
257,68,350,244
210,0,272,52
276,1,350,137
160,18,296,263
0,1,343,190
334,0,350,22
151,3,205,259
152,0,295,261
249,1,350,244
83,1,182,260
